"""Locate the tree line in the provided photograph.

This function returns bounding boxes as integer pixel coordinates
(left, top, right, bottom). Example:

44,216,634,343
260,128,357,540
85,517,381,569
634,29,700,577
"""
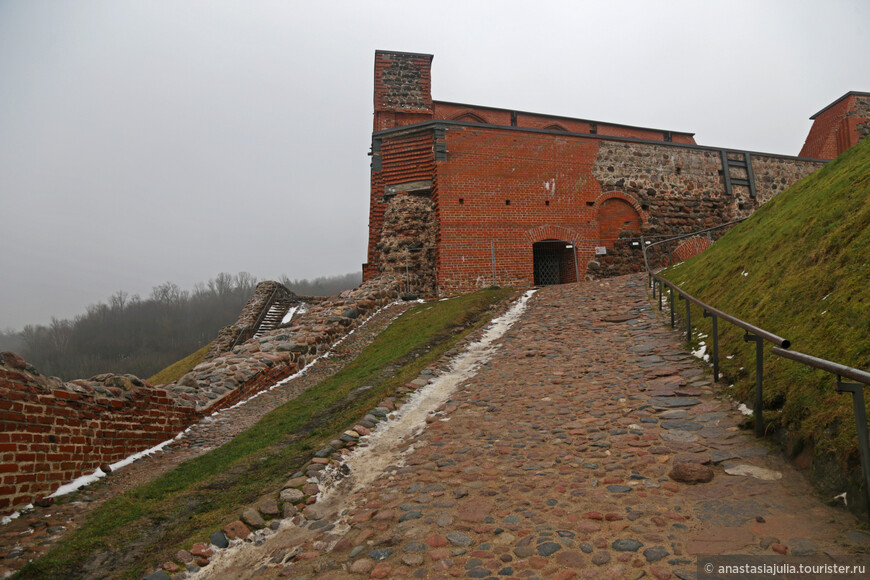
4,271,361,381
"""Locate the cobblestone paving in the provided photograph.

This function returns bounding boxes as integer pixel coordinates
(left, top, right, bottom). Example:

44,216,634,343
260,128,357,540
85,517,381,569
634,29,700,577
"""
207,276,866,579
0,302,413,579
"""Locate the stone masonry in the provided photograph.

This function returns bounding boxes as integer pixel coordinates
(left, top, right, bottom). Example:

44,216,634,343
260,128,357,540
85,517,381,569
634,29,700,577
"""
0,275,404,512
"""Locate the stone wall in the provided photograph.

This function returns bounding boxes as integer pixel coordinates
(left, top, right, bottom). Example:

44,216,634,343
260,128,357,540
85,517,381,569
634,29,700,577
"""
375,193,437,294
852,95,870,143
206,281,298,360
591,142,824,273
0,275,403,513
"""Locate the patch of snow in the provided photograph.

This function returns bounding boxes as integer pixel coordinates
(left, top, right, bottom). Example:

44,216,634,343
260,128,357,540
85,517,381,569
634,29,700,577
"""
822,293,831,301
1,506,29,526
821,310,828,315
280,305,301,325
44,299,410,501
833,492,848,506
737,403,753,416
726,355,734,360
691,343,709,362
742,271,749,277
294,289,536,512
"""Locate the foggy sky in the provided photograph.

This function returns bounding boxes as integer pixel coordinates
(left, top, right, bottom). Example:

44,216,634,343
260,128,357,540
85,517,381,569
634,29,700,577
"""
1,0,868,330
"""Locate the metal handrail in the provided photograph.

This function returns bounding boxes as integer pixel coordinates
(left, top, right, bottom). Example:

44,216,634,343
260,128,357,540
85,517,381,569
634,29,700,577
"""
655,277,790,348
643,223,870,524
230,285,281,350
772,347,870,386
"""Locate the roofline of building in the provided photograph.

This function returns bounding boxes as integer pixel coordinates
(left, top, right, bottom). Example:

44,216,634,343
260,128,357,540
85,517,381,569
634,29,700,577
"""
372,120,830,164
434,99,696,137
375,49,434,60
809,91,870,120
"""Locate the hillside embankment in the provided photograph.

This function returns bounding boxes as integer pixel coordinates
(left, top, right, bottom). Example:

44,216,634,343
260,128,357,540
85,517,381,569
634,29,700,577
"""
9,288,516,579
660,136,870,517
197,276,869,579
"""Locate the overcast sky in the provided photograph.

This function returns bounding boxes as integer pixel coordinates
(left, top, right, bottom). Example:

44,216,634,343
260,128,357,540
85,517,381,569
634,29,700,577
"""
1,0,868,330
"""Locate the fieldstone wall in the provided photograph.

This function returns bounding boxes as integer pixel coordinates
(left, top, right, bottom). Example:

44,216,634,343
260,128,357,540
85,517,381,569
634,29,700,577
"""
207,281,298,360
851,95,870,142
0,275,404,513
591,142,824,272
375,193,437,294
751,154,825,206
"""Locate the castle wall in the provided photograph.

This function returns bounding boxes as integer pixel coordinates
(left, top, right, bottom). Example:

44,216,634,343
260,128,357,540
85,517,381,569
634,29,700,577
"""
365,121,826,292
364,131,436,283
433,101,697,144
0,276,402,513
799,92,870,159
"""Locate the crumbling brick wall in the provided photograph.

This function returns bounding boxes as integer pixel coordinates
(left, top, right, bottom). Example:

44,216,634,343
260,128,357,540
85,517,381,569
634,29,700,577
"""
0,275,403,513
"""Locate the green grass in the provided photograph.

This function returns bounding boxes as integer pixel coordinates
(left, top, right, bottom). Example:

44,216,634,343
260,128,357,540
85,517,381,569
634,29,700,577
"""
659,137,870,463
17,288,516,580
146,342,213,385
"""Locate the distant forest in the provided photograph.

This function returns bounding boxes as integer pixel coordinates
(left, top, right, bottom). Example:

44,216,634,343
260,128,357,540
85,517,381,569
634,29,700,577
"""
1,271,361,382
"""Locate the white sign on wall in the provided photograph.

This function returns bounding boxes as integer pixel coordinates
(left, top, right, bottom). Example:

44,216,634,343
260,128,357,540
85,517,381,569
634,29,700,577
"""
595,246,607,255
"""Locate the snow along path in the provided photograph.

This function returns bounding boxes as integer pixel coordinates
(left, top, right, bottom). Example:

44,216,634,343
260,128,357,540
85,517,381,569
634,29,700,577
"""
203,289,536,577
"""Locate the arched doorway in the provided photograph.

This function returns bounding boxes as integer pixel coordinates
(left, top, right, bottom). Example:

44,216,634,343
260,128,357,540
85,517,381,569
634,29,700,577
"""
533,240,577,286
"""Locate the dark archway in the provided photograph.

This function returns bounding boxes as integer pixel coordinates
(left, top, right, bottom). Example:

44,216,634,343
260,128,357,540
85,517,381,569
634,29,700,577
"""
533,240,577,286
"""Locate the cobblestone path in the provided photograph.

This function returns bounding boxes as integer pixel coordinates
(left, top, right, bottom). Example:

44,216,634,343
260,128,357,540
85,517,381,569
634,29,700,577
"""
206,275,867,579
0,302,413,578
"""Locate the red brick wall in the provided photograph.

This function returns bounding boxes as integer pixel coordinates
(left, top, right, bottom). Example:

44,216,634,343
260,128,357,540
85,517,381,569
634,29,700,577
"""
435,125,602,292
366,131,436,281
799,94,870,159
598,197,643,249
674,236,713,262
433,101,696,144
0,360,298,511
373,51,434,131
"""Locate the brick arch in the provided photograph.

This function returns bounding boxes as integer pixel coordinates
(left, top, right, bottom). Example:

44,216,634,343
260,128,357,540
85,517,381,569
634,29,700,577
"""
451,110,487,124
523,225,581,243
593,191,648,223
544,123,568,132
595,192,646,250
673,236,712,262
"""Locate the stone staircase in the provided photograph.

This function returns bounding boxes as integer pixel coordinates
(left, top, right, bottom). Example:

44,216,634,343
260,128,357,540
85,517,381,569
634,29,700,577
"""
253,298,299,338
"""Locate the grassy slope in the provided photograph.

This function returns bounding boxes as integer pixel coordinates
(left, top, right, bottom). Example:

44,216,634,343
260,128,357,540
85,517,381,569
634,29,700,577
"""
661,137,870,463
146,342,212,385
18,288,516,580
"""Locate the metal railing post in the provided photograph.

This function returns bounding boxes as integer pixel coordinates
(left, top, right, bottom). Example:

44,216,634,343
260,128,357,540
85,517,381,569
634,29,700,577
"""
658,280,663,311
836,379,870,526
744,333,765,437
669,286,675,328
704,310,719,382
685,295,692,342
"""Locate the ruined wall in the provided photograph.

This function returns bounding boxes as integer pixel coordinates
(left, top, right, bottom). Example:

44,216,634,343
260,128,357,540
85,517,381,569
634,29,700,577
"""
365,130,436,285
207,281,298,360
0,275,403,513
376,194,437,294
373,51,434,132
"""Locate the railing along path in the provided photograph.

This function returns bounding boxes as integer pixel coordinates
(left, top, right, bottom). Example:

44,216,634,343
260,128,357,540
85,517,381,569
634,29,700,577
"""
641,224,870,523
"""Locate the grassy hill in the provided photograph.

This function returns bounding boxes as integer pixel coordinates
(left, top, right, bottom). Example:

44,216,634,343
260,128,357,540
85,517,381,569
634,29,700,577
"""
661,137,870,472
